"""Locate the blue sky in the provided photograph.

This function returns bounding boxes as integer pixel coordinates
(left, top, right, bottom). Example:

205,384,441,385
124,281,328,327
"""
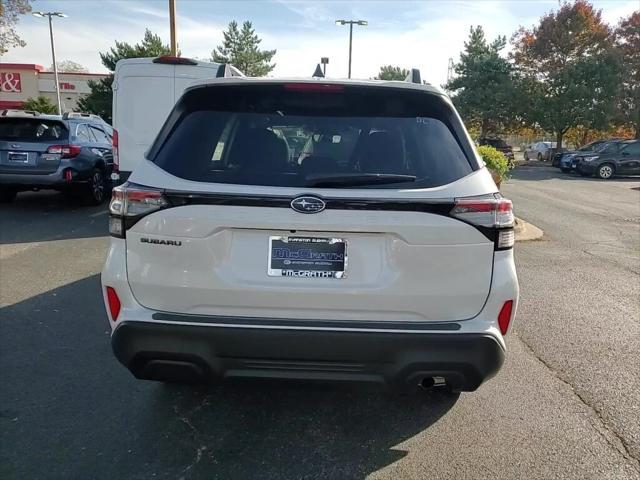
3,0,637,86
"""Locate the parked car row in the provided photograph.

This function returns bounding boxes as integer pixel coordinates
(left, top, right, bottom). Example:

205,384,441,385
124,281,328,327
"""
553,138,640,179
0,109,114,204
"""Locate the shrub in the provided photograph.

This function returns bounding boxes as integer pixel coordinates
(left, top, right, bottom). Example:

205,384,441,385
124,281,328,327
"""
22,96,58,114
477,145,509,181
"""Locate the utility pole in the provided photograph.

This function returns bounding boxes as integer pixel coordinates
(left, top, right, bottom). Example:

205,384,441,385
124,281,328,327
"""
321,57,329,76
335,20,368,79
32,11,66,115
169,0,177,55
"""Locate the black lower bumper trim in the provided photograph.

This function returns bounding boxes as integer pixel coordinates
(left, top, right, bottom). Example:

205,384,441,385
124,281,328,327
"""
112,320,505,392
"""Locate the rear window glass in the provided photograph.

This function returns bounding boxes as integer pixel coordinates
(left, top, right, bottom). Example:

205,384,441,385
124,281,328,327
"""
151,85,476,189
0,118,68,142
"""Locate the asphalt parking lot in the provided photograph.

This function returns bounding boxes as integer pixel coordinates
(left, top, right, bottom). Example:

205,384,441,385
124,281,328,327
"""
1,165,639,480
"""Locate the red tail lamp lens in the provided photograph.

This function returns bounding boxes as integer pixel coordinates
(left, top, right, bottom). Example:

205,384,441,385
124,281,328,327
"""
498,300,514,335
106,287,121,321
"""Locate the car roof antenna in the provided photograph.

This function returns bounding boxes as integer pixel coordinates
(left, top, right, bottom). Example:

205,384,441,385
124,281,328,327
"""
312,64,325,78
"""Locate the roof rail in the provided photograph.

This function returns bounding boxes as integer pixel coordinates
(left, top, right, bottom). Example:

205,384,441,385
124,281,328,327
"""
62,111,105,122
405,68,422,84
216,63,245,78
1,109,40,117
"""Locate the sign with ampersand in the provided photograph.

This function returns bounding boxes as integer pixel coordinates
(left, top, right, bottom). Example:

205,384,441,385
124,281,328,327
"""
1,73,22,93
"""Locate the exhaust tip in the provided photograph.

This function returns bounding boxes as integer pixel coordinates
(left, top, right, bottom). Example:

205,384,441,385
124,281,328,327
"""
419,376,447,390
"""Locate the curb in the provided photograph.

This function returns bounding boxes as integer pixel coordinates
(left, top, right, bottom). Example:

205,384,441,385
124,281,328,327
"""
515,217,544,242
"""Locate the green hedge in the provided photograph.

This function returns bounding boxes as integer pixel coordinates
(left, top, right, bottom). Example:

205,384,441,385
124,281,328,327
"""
477,145,509,180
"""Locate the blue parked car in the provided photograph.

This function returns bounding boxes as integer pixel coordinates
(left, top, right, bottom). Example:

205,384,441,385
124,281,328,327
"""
558,138,620,173
557,140,614,172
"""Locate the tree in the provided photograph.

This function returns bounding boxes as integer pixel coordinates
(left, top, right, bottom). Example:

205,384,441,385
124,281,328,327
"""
0,0,32,55
211,21,275,76
22,96,57,114
52,60,89,73
77,30,171,122
375,65,409,81
511,0,621,148
614,12,639,138
445,26,517,138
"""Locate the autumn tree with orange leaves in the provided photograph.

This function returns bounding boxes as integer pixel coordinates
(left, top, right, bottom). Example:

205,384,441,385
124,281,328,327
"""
614,11,640,138
511,1,621,148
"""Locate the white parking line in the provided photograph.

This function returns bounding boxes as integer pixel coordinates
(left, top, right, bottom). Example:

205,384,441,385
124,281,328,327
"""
89,210,108,218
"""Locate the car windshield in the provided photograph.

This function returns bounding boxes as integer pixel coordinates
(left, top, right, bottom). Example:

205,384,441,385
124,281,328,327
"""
597,142,622,153
578,141,604,151
0,118,68,142
151,84,476,189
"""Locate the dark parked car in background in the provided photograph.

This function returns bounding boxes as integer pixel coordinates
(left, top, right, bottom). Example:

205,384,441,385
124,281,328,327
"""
478,137,514,165
576,139,640,179
558,139,625,172
0,110,114,204
553,139,613,169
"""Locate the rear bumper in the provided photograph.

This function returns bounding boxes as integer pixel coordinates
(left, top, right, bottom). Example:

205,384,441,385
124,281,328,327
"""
0,160,102,190
111,319,505,392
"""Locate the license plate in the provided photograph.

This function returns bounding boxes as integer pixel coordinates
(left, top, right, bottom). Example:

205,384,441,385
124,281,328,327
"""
268,236,347,278
8,152,29,164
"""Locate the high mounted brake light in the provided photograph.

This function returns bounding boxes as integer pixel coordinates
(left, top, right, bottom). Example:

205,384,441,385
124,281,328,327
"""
108,183,169,238
153,56,198,66
450,196,515,250
283,83,345,92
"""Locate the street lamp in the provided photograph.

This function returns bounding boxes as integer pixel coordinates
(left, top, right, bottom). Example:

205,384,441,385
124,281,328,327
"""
335,19,367,79
321,57,329,76
32,11,67,115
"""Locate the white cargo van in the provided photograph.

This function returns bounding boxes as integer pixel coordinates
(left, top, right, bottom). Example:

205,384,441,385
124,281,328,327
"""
112,56,241,180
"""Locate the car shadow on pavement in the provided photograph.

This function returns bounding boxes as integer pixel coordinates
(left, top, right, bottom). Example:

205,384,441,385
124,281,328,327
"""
145,381,458,479
0,191,109,245
0,274,459,480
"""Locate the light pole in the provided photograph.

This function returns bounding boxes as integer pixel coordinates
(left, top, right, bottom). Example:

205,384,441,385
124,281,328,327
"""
169,0,177,56
335,19,367,79
33,11,67,115
321,57,329,76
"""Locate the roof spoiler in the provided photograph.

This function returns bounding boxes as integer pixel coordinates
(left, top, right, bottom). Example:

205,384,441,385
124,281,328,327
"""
405,68,422,84
216,64,245,78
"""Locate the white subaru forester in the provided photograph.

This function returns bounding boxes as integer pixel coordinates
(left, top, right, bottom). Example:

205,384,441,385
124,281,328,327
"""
101,76,518,392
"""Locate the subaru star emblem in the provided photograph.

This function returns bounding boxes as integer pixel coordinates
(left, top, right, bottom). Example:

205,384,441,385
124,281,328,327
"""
291,196,325,214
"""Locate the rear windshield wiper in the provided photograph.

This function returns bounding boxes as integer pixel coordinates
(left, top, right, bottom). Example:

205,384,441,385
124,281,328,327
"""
305,173,417,188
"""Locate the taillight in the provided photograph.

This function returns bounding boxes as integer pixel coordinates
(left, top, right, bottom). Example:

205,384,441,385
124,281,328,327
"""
450,196,515,250
106,286,121,321
498,300,514,335
112,129,119,173
47,144,81,159
108,183,169,238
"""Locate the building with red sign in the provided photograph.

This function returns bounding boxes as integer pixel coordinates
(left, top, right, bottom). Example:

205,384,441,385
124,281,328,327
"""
0,63,109,112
